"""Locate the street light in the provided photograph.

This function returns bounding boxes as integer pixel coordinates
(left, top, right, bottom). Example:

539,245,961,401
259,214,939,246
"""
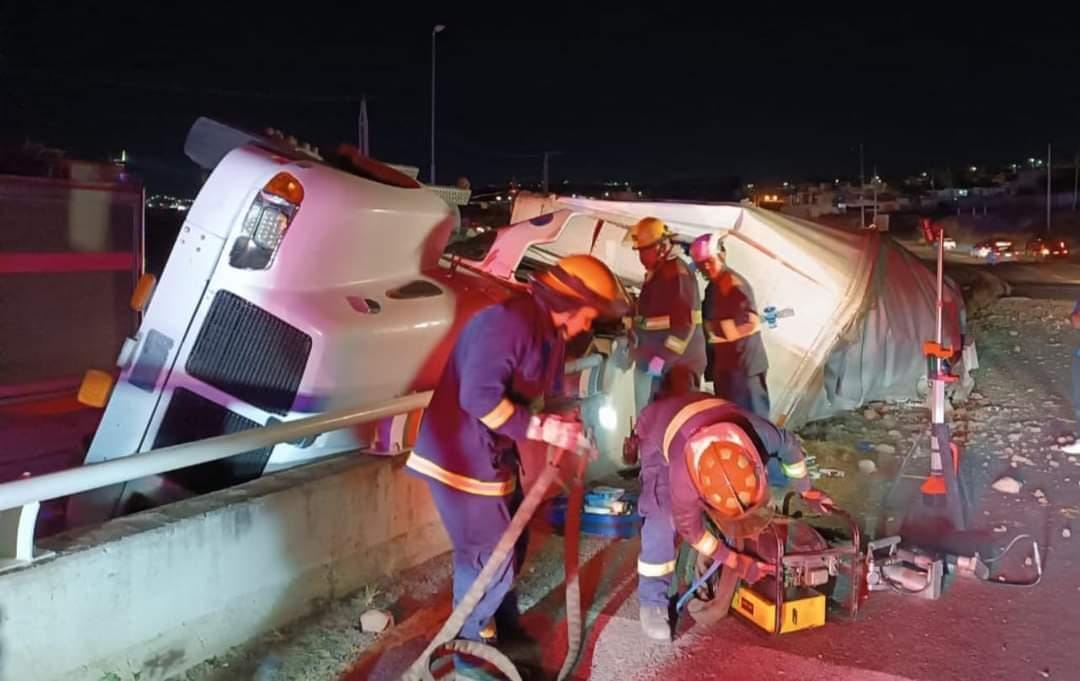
430,24,446,185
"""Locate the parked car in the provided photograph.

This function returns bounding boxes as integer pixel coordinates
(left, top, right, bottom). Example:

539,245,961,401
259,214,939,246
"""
970,238,1016,259
1025,237,1069,259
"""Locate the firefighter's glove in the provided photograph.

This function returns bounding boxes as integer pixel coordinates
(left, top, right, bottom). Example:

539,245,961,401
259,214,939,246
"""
800,488,835,515
528,414,592,455
646,355,665,378
726,551,775,584
611,337,633,371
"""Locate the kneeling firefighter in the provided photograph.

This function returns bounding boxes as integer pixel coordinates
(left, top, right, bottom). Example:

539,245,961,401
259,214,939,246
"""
629,367,834,641
406,254,629,647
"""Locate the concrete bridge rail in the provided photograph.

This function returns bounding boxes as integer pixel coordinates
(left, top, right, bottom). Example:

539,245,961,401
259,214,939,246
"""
0,392,449,681
0,452,449,681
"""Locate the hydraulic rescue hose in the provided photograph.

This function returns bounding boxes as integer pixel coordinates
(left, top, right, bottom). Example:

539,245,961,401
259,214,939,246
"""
400,445,587,681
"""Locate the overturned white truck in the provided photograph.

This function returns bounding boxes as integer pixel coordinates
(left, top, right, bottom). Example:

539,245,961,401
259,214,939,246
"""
70,117,973,523
493,193,976,427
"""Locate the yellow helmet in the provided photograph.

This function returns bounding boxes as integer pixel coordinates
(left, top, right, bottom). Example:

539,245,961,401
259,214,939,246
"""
533,254,630,318
628,216,672,250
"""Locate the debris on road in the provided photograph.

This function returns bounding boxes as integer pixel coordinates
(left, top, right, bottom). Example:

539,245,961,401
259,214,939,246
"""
1063,528,1072,539
992,476,1023,494
816,468,846,479
359,609,394,634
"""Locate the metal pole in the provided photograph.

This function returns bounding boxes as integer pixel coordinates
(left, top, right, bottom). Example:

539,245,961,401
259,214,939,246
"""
859,143,866,228
0,391,433,511
359,96,369,156
935,224,944,346
543,151,550,193
1047,143,1052,233
430,25,445,185
872,165,879,226
1073,150,1078,212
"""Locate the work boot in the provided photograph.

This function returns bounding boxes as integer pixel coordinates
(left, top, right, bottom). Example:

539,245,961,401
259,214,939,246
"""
639,605,672,642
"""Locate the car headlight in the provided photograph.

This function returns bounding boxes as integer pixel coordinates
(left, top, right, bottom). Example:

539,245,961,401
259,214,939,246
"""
229,172,304,270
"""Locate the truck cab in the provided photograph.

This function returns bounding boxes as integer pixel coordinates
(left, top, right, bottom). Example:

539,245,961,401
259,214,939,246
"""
70,119,514,522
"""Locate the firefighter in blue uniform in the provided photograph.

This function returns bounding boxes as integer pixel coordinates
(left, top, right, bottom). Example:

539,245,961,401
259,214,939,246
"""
627,217,708,412
690,232,771,417
629,366,834,641
407,254,628,647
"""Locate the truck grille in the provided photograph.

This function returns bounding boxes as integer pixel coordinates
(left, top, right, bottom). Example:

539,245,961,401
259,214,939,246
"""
187,291,311,415
154,388,273,493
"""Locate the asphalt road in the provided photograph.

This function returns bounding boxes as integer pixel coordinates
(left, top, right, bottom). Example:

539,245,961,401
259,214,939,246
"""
899,239,1080,301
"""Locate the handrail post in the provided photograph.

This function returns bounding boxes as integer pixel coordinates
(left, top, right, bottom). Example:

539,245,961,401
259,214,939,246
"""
0,502,41,572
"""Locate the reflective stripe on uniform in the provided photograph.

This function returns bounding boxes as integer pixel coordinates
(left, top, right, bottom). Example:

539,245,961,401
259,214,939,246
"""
692,531,720,556
691,309,703,324
782,459,808,479
637,559,677,577
405,452,516,496
664,334,689,354
479,397,516,430
640,315,671,331
661,398,729,462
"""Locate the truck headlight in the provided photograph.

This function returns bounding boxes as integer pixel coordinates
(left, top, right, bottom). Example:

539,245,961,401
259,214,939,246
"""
598,402,618,431
229,172,303,270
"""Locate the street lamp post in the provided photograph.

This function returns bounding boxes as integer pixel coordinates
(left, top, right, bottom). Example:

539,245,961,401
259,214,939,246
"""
430,24,445,185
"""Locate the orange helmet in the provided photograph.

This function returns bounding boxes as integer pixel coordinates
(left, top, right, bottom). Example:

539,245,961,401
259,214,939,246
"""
628,216,672,250
533,254,630,318
684,422,768,519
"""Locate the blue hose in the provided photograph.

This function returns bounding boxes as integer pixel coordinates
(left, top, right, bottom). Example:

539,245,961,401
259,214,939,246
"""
676,558,724,613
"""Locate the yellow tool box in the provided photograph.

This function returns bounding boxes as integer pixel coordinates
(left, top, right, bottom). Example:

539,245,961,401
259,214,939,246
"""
731,577,826,634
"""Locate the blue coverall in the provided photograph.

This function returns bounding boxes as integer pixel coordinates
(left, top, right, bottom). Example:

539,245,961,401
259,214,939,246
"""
632,254,708,412
406,294,565,640
632,392,811,607
703,269,771,418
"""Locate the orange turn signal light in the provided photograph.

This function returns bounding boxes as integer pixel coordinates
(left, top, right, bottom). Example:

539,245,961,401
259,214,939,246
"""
263,172,304,205
78,369,114,408
130,273,157,312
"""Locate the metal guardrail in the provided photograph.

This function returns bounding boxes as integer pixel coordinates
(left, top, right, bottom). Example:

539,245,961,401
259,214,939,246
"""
0,391,432,572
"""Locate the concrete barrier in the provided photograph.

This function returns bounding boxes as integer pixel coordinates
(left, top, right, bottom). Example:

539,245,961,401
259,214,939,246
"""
0,453,449,681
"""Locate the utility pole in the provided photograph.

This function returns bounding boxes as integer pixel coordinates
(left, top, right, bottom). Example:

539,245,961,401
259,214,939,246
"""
358,96,369,157
859,143,866,228
430,24,446,185
872,165,879,226
1047,143,1052,233
1073,150,1078,212
542,151,550,194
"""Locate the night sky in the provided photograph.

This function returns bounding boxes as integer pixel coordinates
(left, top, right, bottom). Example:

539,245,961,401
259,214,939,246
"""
2,3,1079,194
